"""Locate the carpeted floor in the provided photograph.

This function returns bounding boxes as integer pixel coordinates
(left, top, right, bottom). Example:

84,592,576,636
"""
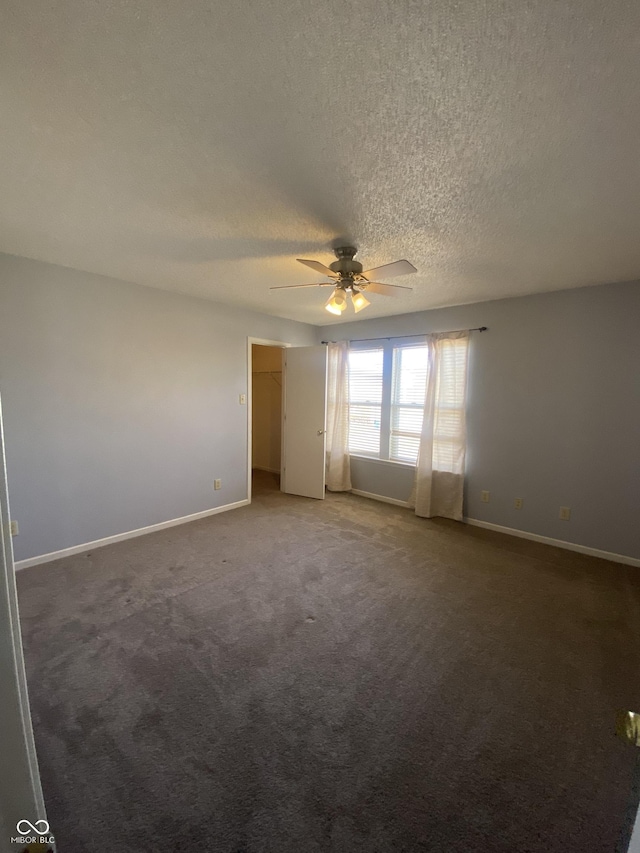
16,472,640,852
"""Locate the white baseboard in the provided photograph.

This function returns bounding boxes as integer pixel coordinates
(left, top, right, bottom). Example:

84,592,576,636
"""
17,496,637,571
350,489,410,508
15,499,250,571
464,518,640,567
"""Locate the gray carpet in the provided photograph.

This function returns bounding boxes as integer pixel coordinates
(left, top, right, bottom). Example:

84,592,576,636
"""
16,471,640,852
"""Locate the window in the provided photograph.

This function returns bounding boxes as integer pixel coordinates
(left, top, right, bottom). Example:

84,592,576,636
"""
347,338,467,466
347,347,383,456
390,345,429,463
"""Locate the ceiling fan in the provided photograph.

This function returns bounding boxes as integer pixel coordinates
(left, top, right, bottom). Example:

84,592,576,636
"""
270,246,417,315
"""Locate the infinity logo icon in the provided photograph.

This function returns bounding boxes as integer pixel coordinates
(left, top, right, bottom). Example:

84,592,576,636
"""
16,819,50,835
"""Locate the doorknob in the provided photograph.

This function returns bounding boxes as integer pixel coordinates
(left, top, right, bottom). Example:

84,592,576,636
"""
317,429,325,435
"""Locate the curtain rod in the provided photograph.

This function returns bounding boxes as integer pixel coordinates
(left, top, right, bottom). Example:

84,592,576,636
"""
320,326,487,344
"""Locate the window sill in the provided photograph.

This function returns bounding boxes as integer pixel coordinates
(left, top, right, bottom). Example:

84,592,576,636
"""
349,454,416,471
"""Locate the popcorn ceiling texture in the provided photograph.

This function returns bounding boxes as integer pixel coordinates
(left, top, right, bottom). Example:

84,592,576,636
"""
1,0,640,324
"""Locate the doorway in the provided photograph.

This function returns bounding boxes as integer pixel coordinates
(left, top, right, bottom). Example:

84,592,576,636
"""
251,344,283,480
246,339,328,504
246,338,290,503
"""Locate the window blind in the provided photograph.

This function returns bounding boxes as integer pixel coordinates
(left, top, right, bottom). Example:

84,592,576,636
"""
390,345,429,463
347,348,383,456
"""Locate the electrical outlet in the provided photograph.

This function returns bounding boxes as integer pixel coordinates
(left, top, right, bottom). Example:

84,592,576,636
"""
514,498,523,510
214,479,222,490
559,506,571,520
239,394,246,405
481,490,490,503
9,520,18,536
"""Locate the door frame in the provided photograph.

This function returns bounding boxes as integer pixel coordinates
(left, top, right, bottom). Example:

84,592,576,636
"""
246,337,291,503
0,394,49,845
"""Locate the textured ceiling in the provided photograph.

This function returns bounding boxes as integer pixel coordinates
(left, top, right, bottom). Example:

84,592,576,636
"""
1,1,640,325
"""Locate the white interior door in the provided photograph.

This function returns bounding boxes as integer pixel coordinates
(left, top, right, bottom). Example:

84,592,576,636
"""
282,346,327,499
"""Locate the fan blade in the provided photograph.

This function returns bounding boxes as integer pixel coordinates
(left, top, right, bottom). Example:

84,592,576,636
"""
297,258,339,277
360,281,412,296
360,259,417,280
270,282,335,290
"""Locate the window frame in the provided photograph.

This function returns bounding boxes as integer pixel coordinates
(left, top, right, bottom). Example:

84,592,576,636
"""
348,336,428,467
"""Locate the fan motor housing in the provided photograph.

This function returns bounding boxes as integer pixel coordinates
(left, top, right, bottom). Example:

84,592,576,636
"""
330,246,363,278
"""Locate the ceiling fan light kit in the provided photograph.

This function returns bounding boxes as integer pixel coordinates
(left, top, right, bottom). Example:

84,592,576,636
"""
350,290,370,313
271,246,417,317
325,289,347,315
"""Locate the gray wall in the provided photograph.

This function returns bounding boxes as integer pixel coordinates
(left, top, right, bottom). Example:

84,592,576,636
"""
2,252,638,562
0,253,316,562
350,456,414,503
320,281,640,560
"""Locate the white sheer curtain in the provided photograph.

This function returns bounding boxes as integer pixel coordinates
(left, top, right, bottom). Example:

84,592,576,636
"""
410,330,470,520
325,341,352,492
